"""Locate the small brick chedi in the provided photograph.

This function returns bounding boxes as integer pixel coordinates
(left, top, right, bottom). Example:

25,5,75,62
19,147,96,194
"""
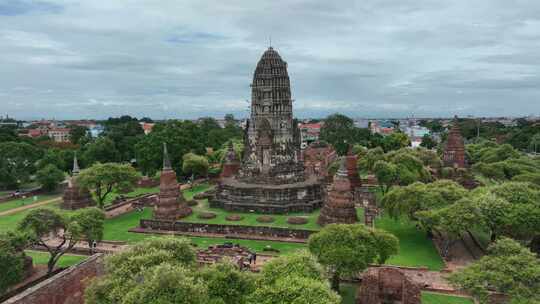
356,267,421,304
211,47,322,214
317,158,358,226
153,144,192,220
443,118,467,168
220,142,241,178
62,154,94,210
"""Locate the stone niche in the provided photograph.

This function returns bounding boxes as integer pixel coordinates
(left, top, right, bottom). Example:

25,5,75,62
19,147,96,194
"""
356,267,421,304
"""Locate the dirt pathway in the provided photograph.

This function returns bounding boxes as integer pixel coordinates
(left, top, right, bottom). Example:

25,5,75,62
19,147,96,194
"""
0,197,62,216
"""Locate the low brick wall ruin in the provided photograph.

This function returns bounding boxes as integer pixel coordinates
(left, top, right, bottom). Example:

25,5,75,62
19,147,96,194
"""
3,254,104,304
104,193,157,218
139,219,315,239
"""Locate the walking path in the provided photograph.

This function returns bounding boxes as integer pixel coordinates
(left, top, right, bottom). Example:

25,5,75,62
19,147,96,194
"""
0,197,62,216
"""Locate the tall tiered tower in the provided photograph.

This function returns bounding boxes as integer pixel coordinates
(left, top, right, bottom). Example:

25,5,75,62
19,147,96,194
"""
241,47,303,183
153,144,191,220
62,153,94,210
443,118,467,168
211,47,322,214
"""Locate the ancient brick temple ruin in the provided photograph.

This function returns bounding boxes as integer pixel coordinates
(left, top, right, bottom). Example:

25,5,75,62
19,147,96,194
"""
346,147,362,190
211,47,322,214
220,142,241,178
443,118,467,168
61,154,94,210
153,144,192,220
317,158,358,226
302,141,338,182
356,267,421,304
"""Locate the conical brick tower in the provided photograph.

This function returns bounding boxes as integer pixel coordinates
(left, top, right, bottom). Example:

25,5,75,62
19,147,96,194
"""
220,141,240,178
62,153,95,210
317,157,358,226
346,146,362,190
153,143,192,220
443,117,467,168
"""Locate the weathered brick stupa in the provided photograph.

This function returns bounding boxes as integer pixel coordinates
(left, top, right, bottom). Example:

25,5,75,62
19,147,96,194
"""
317,158,358,226
346,146,362,190
61,154,94,210
211,47,322,214
153,144,192,220
220,142,240,178
443,117,467,168
356,267,421,304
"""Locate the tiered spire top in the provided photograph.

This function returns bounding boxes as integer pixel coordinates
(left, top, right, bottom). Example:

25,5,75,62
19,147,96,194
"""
163,143,172,170
72,152,80,175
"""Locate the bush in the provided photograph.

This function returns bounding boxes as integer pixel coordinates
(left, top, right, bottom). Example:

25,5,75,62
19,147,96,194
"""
225,214,243,221
256,216,275,223
197,212,217,219
187,200,198,207
287,217,308,225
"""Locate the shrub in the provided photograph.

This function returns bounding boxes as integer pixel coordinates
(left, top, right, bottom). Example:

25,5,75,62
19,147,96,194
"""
287,217,308,225
197,212,217,219
256,216,275,223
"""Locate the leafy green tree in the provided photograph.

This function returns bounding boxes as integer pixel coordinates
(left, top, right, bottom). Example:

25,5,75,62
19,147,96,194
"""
308,224,398,291
381,180,468,221
259,250,327,285
0,142,41,189
68,125,89,145
18,208,83,273
82,137,120,165
420,134,437,149
197,260,255,304
77,163,139,208
122,264,209,304
135,120,206,177
0,232,29,295
248,275,340,304
71,207,105,249
37,149,65,171
0,126,19,143
35,164,65,192
382,132,410,152
358,147,385,172
373,160,397,194
320,114,359,155
251,250,339,304
182,153,209,178
450,238,540,304
85,237,199,304
529,133,540,153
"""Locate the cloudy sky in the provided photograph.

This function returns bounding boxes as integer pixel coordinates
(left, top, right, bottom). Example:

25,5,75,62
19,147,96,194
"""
1,0,540,119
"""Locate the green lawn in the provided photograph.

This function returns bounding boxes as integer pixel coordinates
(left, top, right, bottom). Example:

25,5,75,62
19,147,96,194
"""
375,215,445,271
0,194,60,213
422,292,474,304
0,202,63,233
102,206,305,255
25,250,87,268
0,183,444,268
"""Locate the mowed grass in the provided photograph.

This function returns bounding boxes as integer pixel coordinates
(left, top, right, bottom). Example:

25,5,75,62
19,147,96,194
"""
375,214,444,271
422,292,474,304
102,206,305,255
25,250,87,268
0,194,60,213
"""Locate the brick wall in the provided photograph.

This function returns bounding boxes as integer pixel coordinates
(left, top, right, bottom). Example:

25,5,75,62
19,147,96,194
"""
4,254,104,304
140,219,315,239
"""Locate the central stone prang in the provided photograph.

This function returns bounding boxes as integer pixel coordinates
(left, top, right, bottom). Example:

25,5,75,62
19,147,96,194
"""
210,47,323,214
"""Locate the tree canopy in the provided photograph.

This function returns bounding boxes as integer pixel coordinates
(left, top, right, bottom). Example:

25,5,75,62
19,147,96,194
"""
308,224,398,291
